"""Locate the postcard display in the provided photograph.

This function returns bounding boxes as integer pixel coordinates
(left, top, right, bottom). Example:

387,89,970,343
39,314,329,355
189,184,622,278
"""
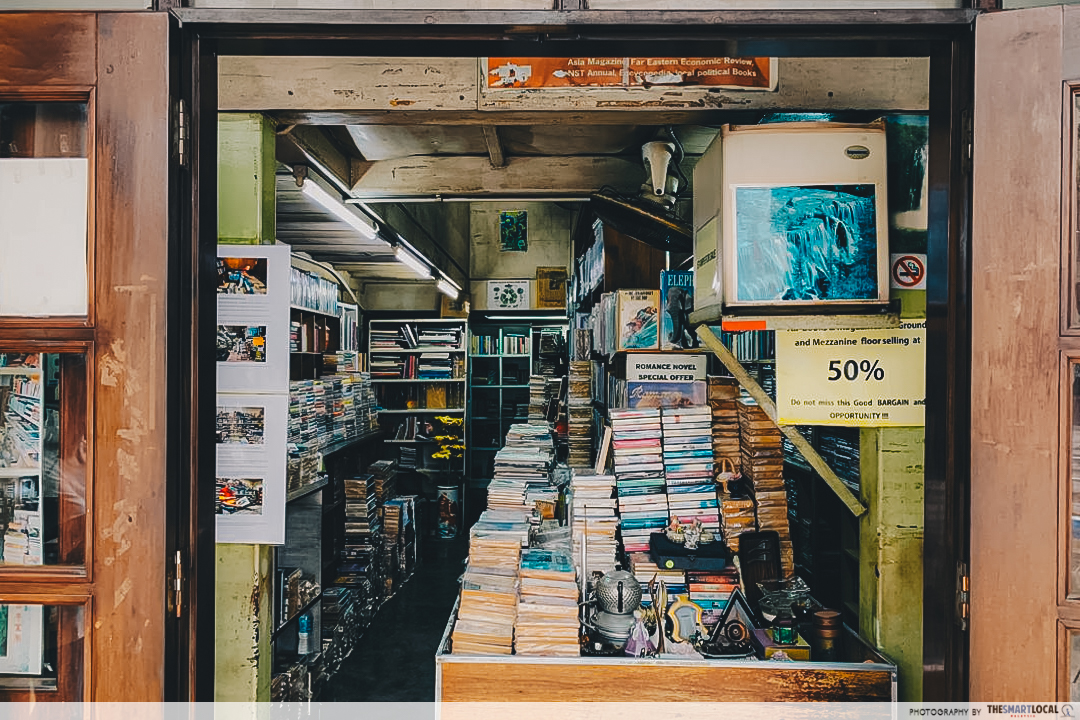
216,245,291,544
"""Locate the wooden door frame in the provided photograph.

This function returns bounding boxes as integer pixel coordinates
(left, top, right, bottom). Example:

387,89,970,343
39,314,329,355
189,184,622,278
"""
0,12,171,702
177,10,976,701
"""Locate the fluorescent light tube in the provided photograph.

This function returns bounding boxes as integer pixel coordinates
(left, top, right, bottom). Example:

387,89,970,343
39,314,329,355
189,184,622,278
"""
436,278,460,300
301,179,379,241
394,245,430,278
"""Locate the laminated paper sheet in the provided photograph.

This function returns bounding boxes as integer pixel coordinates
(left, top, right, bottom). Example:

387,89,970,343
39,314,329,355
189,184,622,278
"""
0,158,88,317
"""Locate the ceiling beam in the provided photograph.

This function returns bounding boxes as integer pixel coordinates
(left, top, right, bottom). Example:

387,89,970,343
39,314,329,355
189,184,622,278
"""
272,109,745,126
349,154,647,197
275,124,357,191
223,56,929,119
482,126,506,168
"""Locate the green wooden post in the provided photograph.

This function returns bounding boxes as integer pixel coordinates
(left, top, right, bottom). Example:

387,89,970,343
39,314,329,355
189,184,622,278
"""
215,112,276,702
218,113,277,246
860,427,924,701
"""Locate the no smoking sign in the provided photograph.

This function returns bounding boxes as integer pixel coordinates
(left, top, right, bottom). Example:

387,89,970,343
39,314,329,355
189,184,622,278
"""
890,253,927,290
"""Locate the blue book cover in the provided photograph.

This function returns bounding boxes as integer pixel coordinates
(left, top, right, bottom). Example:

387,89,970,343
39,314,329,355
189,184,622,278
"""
661,270,697,350
627,380,706,409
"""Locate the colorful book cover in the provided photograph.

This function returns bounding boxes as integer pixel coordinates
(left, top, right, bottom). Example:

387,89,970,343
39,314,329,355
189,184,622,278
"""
616,289,659,351
660,270,697,350
627,380,706,408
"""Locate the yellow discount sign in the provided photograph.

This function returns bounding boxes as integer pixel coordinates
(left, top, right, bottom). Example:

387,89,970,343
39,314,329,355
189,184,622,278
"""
775,321,926,427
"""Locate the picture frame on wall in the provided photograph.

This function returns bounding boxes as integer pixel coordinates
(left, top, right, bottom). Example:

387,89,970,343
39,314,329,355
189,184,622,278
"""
535,267,567,309
488,280,530,310
718,121,891,310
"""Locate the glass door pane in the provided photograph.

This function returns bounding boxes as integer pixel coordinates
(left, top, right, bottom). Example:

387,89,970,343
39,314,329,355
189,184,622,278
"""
0,351,88,568
0,603,84,698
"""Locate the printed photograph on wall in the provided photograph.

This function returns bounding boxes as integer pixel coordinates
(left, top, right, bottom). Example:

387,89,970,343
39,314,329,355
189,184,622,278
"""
216,477,264,516
215,405,266,445
488,280,529,310
216,257,268,295
216,325,267,363
733,184,880,303
535,267,567,309
499,210,528,252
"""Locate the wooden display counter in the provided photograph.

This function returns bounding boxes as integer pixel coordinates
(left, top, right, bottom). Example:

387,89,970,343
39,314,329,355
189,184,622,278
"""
435,606,896,702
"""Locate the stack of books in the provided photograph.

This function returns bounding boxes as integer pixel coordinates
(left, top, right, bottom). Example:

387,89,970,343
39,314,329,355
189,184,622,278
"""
687,568,741,627
609,408,668,554
368,459,398,505
662,407,718,535
417,352,453,379
337,474,381,592
708,376,742,473
528,375,547,420
738,397,794,576
369,326,408,351
453,510,527,655
570,472,619,575
514,549,580,656
627,552,685,608
488,422,555,515
369,353,405,379
567,361,593,467
720,495,756,553
417,326,462,349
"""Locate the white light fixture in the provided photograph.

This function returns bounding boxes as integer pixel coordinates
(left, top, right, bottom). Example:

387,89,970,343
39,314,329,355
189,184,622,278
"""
486,315,568,321
436,277,460,300
394,245,430,279
301,178,379,241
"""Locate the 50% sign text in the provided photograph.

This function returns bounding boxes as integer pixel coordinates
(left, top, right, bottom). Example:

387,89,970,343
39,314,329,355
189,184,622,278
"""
827,359,885,382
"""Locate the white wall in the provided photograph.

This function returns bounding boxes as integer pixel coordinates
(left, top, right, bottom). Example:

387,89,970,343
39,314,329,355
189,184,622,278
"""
468,201,573,311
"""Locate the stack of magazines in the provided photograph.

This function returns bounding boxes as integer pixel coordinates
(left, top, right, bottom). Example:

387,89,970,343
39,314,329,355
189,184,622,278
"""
570,472,618,576
514,549,580,656
662,406,718,535
451,510,529,655
608,408,668,555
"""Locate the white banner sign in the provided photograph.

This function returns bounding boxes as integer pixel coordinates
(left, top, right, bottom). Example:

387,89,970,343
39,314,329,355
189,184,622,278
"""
776,322,926,427
626,353,707,382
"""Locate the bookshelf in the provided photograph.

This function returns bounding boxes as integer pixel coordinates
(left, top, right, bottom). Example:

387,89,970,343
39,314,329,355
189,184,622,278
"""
466,319,568,486
368,319,468,473
273,261,380,698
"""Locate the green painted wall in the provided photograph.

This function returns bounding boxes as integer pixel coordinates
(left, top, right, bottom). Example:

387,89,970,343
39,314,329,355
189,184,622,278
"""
215,112,277,702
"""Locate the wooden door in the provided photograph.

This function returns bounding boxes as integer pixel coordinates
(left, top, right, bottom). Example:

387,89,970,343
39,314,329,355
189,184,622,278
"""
972,5,1080,701
0,12,171,701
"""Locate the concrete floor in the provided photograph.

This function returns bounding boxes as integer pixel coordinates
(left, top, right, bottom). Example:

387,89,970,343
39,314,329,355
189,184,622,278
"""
323,516,472,700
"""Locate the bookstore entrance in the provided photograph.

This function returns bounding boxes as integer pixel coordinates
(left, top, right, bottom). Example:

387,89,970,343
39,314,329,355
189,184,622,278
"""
175,7,978,704
157,4,1002,703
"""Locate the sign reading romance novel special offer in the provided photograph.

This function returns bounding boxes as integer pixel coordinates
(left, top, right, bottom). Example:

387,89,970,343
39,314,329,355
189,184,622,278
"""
627,353,707,382
775,323,926,427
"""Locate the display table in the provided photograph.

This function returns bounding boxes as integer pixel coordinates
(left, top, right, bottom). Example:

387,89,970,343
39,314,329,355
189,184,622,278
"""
435,603,896,702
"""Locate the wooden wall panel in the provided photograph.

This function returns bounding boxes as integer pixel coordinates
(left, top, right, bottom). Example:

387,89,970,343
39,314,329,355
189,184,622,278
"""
93,12,170,701
0,14,96,88
970,5,1062,700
